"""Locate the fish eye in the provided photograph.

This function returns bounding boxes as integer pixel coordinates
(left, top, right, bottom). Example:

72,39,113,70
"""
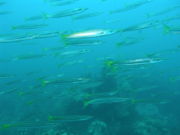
79,8,86,11
99,31,106,35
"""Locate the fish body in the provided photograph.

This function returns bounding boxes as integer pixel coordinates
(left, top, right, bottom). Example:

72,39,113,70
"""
52,0,78,6
25,15,44,21
83,90,120,100
0,36,36,43
0,31,59,43
84,97,130,106
42,77,90,86
73,81,102,91
73,12,102,20
48,115,93,122
45,8,87,18
122,21,158,32
12,24,48,30
116,37,143,47
14,54,45,60
60,49,89,56
147,5,180,18
64,29,116,39
64,39,102,46
0,121,57,130
110,0,152,14
122,58,163,65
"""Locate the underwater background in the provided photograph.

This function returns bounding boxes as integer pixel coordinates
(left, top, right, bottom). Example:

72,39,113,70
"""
0,0,180,135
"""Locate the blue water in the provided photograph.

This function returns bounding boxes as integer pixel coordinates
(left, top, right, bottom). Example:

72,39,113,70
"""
0,0,180,135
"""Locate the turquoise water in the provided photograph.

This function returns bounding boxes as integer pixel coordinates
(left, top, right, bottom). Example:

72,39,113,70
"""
0,0,180,135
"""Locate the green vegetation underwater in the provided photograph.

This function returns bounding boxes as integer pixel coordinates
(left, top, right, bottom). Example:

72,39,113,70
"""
0,0,180,135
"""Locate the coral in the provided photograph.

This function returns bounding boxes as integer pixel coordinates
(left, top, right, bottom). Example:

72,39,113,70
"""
41,129,59,135
135,103,160,117
134,117,170,135
88,120,107,135
41,128,75,135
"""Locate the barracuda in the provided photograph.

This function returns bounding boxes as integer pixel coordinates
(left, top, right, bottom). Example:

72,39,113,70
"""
63,29,117,39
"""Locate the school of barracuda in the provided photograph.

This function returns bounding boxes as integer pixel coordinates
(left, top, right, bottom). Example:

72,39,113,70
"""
0,0,180,135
